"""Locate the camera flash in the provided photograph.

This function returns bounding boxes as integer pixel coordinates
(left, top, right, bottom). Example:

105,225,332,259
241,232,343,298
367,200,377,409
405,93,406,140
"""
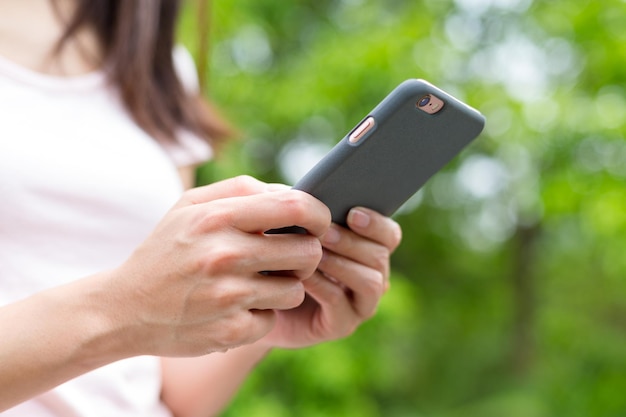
417,94,445,115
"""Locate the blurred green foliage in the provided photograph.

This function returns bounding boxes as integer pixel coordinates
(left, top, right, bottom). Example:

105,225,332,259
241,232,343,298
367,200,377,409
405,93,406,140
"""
178,0,626,415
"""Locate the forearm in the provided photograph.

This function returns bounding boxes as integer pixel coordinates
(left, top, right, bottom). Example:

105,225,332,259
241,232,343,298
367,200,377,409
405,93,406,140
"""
161,342,272,417
0,272,131,411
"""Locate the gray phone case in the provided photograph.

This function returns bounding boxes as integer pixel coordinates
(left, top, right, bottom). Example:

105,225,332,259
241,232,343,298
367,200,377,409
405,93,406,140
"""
292,79,485,226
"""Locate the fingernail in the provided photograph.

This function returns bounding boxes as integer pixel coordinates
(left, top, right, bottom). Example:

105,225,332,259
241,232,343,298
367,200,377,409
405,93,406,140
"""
349,208,370,228
322,227,341,244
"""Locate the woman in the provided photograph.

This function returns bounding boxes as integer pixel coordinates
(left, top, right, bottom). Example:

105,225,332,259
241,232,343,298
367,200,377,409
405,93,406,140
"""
0,1,402,416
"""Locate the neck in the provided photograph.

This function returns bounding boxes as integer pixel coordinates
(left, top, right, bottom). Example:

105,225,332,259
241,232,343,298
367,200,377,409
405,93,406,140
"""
0,0,102,76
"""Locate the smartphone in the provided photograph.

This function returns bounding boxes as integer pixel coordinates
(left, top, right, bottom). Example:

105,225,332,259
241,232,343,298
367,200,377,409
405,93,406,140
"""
288,79,485,227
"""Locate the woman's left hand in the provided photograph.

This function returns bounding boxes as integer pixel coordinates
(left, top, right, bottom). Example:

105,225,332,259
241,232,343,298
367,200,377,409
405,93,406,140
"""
260,207,402,349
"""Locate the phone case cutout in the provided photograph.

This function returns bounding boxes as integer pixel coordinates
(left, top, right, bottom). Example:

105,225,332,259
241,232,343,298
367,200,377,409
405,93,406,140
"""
417,94,445,114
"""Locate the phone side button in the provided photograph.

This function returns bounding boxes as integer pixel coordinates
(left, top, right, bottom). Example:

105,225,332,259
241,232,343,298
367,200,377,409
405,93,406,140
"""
349,116,376,144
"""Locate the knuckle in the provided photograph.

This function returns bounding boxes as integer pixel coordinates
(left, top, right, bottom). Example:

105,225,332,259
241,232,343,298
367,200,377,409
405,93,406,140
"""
220,317,248,347
231,310,274,346
363,270,386,299
216,310,272,350
280,192,329,225
285,280,306,308
230,175,262,194
198,212,227,233
304,237,324,262
201,245,242,275
207,280,247,310
296,238,324,277
276,191,332,235
188,202,233,234
370,247,391,275
279,192,309,218
323,281,347,306
289,236,323,270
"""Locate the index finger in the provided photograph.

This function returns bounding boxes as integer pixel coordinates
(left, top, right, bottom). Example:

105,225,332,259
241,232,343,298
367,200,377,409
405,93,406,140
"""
210,190,332,238
174,175,269,209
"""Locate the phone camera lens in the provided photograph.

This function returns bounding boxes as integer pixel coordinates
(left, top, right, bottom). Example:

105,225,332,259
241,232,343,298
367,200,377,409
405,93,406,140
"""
417,95,431,108
416,93,445,114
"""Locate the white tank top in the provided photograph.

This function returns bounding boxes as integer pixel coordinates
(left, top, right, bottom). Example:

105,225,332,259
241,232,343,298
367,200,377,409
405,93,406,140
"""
0,47,211,416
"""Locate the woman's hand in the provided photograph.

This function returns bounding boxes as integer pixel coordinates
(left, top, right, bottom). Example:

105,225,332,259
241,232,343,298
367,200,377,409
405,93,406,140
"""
259,207,402,349
106,176,331,357
159,202,400,417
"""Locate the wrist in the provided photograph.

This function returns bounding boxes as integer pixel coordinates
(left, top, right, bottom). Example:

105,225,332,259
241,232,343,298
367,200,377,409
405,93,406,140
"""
0,271,137,409
42,271,138,371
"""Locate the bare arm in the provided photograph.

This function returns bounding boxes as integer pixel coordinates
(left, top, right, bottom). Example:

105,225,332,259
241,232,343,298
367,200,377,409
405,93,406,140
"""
0,165,198,410
0,272,134,411
161,344,271,417
0,176,331,412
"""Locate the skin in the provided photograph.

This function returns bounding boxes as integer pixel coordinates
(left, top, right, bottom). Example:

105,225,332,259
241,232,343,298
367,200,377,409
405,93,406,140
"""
160,179,401,417
0,2,403,416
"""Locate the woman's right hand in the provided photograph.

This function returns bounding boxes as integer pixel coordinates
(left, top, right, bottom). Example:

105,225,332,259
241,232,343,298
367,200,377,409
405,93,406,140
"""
0,175,330,411
107,175,331,357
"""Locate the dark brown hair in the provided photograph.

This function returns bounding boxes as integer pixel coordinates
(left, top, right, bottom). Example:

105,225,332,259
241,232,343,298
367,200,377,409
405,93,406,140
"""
56,0,232,147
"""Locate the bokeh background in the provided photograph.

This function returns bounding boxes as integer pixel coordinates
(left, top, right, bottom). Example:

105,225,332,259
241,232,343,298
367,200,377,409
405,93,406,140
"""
179,0,626,416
